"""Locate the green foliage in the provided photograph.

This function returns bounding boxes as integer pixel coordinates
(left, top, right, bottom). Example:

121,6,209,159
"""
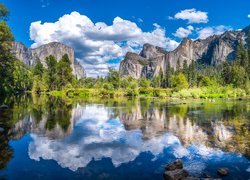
139,78,151,88
33,60,44,77
55,54,74,90
171,73,189,91
32,75,47,94
0,4,15,94
45,55,57,90
0,3,9,20
107,68,120,89
13,61,32,91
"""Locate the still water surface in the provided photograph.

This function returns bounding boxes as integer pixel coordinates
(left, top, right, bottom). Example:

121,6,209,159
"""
0,96,250,179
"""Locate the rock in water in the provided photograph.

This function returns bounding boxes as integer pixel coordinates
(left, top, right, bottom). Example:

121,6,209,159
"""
165,159,183,171
119,25,250,79
163,169,189,180
217,168,229,176
0,127,4,132
0,105,9,110
11,42,86,79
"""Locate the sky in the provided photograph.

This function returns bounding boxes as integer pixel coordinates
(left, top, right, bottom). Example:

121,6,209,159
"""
2,0,250,77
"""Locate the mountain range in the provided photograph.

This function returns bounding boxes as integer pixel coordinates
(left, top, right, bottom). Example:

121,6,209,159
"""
119,25,250,79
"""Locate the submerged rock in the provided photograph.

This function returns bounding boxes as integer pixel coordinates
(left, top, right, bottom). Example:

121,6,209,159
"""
0,105,9,110
165,159,183,171
163,169,189,180
217,168,229,176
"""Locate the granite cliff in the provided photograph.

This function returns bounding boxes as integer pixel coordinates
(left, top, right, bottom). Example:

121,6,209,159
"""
12,42,86,79
120,26,249,79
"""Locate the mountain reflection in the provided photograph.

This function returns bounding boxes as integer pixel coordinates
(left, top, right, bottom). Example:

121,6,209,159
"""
1,96,250,172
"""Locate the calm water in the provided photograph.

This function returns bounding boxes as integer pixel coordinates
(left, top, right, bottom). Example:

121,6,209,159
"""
0,95,250,180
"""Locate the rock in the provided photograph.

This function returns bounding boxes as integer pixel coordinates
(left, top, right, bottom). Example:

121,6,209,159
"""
0,127,4,132
165,159,183,171
203,172,211,178
0,105,9,110
182,177,200,180
119,26,248,79
217,168,229,176
163,169,189,180
11,42,86,79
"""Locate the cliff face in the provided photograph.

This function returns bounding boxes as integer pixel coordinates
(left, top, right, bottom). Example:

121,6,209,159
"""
119,27,248,79
12,42,86,79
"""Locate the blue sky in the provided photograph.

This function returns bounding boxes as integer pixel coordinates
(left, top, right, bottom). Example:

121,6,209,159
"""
2,0,250,76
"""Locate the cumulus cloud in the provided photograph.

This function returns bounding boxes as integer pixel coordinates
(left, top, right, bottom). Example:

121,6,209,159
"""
197,25,231,39
173,9,208,24
173,25,194,38
30,12,178,77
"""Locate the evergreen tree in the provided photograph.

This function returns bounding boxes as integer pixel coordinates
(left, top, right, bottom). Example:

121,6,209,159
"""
182,60,188,77
165,60,173,88
45,55,57,90
176,59,181,73
56,54,73,89
236,41,248,67
33,60,44,78
188,60,197,87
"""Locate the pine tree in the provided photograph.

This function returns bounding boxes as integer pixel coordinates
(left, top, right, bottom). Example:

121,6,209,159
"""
176,59,181,73
165,60,172,88
45,55,57,90
33,60,44,78
182,60,188,77
236,41,248,67
56,54,73,90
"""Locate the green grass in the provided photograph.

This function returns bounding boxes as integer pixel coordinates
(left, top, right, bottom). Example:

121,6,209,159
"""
47,86,249,99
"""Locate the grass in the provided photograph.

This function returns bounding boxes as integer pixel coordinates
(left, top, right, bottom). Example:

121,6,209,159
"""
47,86,249,99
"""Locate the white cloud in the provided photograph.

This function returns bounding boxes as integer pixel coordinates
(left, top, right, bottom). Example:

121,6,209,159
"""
197,25,231,39
173,25,194,38
174,9,208,24
248,14,250,18
30,12,178,77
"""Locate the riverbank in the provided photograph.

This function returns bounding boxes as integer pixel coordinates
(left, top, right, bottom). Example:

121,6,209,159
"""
47,86,249,99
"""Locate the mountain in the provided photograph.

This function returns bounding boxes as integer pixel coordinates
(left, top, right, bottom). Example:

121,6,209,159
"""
11,42,86,79
119,25,249,79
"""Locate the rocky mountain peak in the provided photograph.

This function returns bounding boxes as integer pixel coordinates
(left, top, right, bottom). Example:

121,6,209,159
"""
119,25,250,79
12,42,86,79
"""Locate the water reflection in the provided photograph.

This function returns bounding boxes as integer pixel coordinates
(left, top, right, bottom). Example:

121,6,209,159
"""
0,96,250,178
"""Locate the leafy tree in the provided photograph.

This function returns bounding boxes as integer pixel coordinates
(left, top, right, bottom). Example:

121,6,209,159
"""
139,78,151,88
171,73,189,91
0,4,9,20
13,61,32,91
0,4,15,94
231,65,247,88
107,68,120,89
199,76,215,87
